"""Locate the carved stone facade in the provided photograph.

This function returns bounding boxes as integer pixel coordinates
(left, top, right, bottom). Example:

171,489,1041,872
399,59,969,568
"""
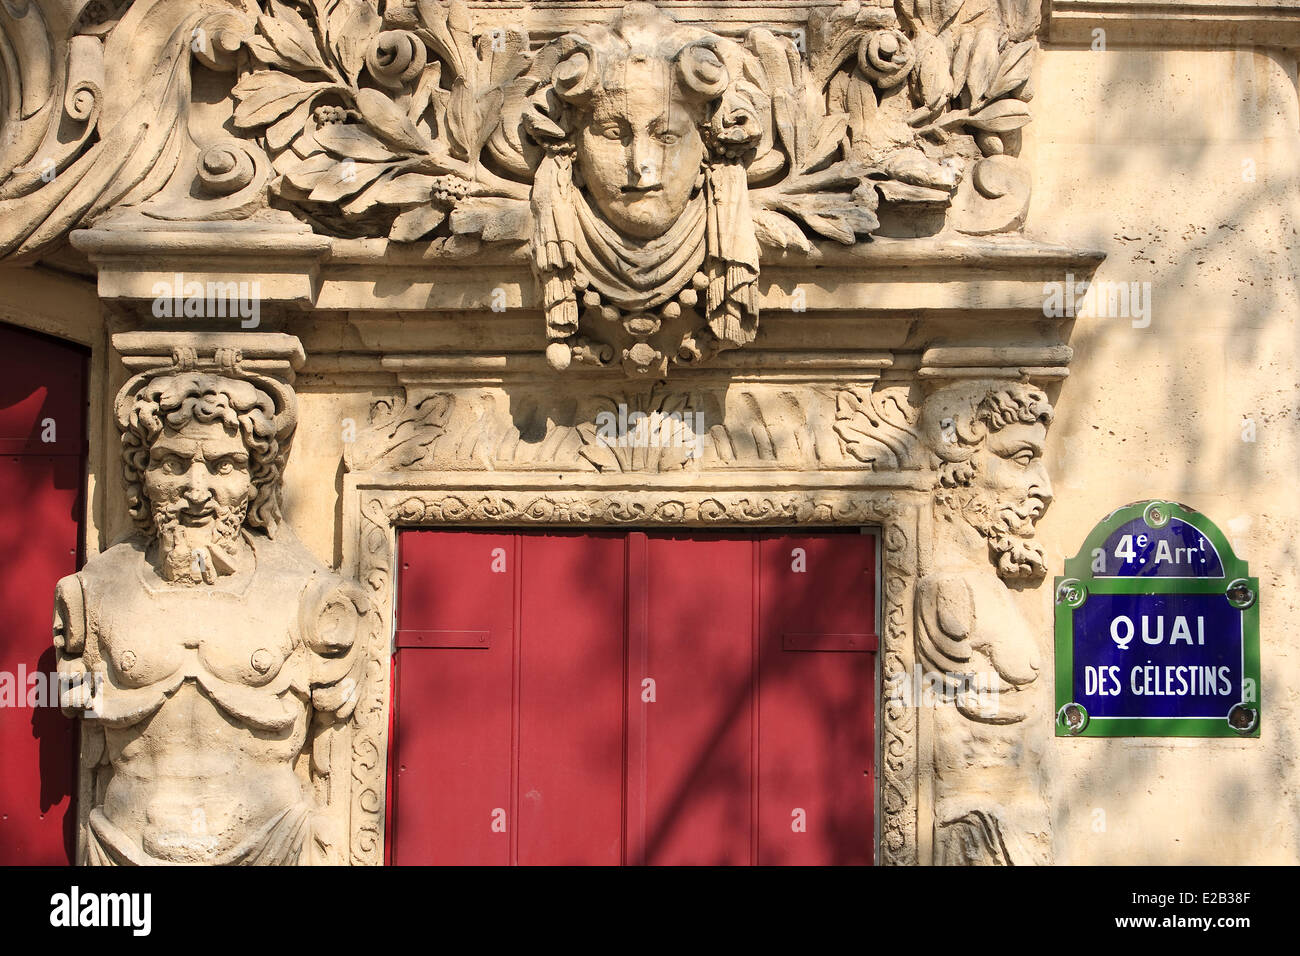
0,0,1157,866
54,335,380,864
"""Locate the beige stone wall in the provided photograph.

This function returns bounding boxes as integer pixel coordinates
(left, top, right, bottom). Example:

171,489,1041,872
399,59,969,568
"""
1029,45,1300,863
1,5,1296,866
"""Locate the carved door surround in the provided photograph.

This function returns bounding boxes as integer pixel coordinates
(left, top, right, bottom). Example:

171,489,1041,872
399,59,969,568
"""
71,228,1103,867
0,0,1110,864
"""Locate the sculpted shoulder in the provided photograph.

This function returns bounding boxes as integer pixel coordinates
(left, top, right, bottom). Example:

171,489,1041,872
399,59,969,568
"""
60,537,149,599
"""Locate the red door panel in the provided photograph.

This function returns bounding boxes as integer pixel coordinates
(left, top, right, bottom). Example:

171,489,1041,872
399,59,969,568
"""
389,529,877,866
0,324,86,865
757,534,876,865
516,533,625,865
636,533,753,865
392,531,517,865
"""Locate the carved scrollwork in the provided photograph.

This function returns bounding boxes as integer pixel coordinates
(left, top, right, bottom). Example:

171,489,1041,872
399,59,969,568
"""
1,0,1043,360
835,382,923,469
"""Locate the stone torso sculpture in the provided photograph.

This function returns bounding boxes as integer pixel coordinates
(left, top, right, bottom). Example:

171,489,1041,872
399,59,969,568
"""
54,357,367,865
915,381,1055,864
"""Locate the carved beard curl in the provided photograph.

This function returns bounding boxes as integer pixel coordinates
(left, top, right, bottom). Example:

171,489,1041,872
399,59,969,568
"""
944,490,1047,581
151,501,247,585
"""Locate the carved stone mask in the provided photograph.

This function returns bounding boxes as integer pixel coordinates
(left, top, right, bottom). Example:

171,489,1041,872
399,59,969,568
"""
569,51,713,240
926,383,1055,581
144,418,253,537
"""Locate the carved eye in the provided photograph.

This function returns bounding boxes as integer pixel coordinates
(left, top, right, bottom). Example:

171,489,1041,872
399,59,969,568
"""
1013,450,1035,466
159,456,186,475
213,459,235,476
599,125,624,141
655,132,681,146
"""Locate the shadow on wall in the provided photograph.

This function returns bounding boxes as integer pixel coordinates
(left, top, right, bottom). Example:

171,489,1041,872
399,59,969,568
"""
1033,44,1300,863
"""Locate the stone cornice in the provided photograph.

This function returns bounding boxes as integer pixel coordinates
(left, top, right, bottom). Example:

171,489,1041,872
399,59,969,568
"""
71,226,1104,316
1045,0,1300,47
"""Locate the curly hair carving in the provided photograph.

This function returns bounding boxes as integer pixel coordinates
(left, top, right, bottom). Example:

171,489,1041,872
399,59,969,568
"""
120,373,294,537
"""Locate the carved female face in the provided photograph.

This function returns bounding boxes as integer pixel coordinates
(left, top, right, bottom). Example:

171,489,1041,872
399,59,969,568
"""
144,418,253,537
575,56,706,240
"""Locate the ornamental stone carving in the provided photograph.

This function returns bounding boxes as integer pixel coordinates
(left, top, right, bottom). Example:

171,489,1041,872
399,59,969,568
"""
53,336,371,865
2,0,1043,370
915,379,1054,864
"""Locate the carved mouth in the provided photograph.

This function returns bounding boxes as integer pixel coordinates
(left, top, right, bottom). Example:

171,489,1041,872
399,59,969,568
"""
176,506,217,526
620,184,662,195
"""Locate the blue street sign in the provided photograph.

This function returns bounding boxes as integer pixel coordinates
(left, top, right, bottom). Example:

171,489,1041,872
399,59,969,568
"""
1055,501,1260,738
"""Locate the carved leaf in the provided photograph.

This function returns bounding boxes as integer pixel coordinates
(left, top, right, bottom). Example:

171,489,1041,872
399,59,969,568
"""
963,28,1001,106
752,209,813,253
416,0,470,78
330,0,381,84
445,78,477,161
354,88,429,154
258,6,328,74
987,40,1034,102
346,389,453,470
575,422,622,472
233,73,326,129
834,384,921,470
775,88,807,170
369,173,438,206
340,171,439,216
448,196,530,241
756,161,879,244
281,152,339,191
998,0,1042,43
773,193,877,245
266,98,314,152
314,123,399,161
965,97,1031,131
389,203,446,241
244,35,287,69
950,29,974,94
476,27,530,89
913,31,952,112
804,113,849,173
308,161,385,202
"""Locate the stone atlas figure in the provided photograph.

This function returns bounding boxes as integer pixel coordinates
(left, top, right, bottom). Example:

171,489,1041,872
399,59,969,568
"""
53,348,369,865
917,380,1056,864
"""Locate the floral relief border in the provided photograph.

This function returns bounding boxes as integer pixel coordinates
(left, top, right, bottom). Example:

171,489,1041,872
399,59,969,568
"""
343,481,921,865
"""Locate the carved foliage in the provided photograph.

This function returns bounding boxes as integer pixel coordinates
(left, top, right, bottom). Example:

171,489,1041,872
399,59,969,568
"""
345,384,860,474
834,382,923,469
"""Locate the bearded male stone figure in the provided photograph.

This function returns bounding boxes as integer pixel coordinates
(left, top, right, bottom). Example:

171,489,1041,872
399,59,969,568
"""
915,380,1055,864
53,352,368,865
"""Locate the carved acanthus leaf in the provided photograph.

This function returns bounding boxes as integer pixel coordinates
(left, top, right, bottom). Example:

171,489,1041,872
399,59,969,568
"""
834,383,922,470
343,387,452,471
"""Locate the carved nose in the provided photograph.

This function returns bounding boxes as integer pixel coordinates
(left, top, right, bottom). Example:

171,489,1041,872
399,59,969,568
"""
627,141,661,189
182,470,212,502
1034,479,1054,508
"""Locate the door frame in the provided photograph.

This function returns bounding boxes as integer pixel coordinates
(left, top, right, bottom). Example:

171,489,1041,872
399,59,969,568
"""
341,470,929,866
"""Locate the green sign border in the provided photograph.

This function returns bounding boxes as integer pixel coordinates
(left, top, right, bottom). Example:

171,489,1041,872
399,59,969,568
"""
1054,500,1260,738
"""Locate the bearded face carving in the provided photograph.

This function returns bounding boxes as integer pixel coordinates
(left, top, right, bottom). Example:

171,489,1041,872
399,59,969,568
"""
124,373,286,585
927,383,1055,581
915,381,1054,725
54,350,368,865
526,3,763,377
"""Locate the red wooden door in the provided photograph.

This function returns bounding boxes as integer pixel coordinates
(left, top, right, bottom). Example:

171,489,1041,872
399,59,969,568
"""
389,528,876,866
0,324,87,865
